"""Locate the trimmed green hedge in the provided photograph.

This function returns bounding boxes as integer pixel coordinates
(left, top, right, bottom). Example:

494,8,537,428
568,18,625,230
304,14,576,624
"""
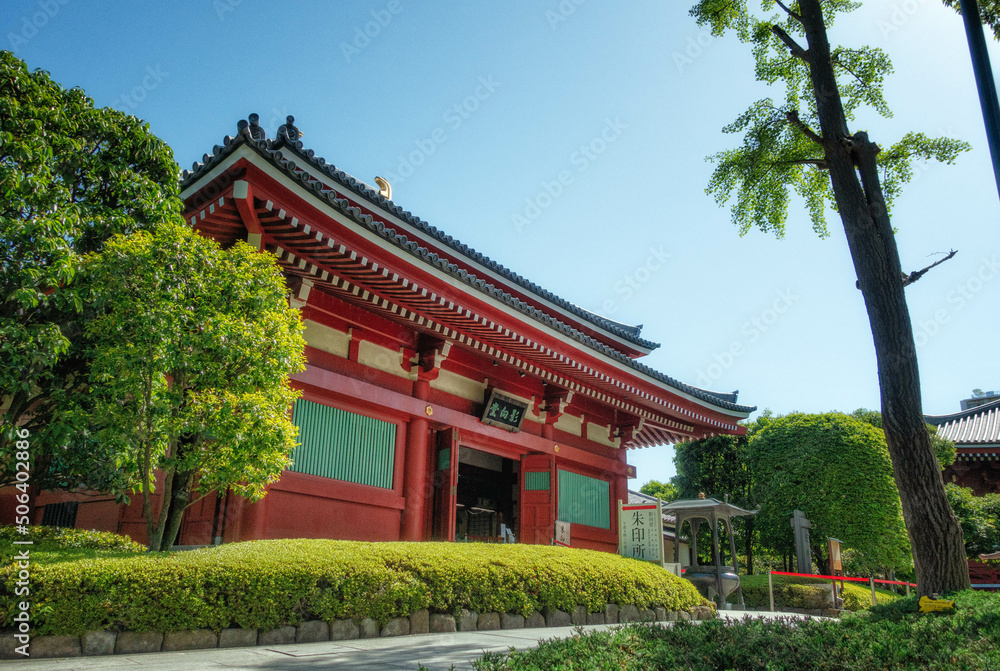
0,539,704,636
476,590,1000,671
0,525,145,556
728,573,902,612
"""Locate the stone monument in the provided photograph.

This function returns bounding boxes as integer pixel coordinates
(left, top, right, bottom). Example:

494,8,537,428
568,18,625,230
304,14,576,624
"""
791,509,812,574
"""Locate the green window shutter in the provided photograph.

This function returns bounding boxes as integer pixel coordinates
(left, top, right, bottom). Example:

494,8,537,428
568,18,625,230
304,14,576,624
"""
557,469,610,529
524,471,550,491
290,400,396,489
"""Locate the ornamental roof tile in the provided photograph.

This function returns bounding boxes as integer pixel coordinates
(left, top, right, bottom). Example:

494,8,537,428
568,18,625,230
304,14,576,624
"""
181,125,656,350
179,118,755,416
926,398,1000,446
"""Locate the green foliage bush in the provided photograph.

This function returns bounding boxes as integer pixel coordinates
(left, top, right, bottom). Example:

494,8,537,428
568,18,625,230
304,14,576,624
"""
0,539,703,636
476,590,1000,671
946,483,1000,559
729,574,902,612
751,413,913,573
0,525,145,557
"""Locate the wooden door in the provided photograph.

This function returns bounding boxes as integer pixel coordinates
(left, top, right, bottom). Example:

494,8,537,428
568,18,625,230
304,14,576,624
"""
520,453,555,545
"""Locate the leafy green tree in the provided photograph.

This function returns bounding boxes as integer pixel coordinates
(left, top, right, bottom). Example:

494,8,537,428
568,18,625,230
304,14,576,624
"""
0,51,179,492
673,436,756,572
639,479,678,501
751,413,912,576
83,223,306,551
691,0,970,593
850,408,957,468
945,483,1000,559
671,412,773,573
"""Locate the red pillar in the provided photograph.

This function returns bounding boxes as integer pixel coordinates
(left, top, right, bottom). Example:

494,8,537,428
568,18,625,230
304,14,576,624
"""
613,450,629,535
402,416,429,541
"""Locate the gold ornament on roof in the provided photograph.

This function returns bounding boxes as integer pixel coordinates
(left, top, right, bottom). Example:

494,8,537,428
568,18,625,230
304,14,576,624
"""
374,176,392,200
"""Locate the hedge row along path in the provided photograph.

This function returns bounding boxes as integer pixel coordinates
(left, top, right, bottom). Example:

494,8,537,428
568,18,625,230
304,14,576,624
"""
0,539,708,650
0,601,717,660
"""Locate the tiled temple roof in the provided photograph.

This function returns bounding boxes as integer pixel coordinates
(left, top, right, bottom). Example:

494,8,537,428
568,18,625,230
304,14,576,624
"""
179,117,755,415
182,121,656,351
927,398,1000,446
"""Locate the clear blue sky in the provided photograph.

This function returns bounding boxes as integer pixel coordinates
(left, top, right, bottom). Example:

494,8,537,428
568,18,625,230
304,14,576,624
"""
6,1,998,485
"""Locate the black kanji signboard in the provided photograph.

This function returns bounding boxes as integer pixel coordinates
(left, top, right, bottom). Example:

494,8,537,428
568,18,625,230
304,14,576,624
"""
480,389,528,432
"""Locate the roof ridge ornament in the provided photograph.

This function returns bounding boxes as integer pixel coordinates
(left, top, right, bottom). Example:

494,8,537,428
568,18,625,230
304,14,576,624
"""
277,115,302,142
236,113,267,142
374,176,392,200
248,113,266,141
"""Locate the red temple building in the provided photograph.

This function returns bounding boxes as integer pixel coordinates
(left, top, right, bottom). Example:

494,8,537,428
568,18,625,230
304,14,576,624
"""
927,394,1000,588
28,115,754,552
929,394,1000,496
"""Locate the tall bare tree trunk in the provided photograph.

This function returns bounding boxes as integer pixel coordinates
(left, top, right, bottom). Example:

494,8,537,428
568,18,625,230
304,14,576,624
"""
796,0,969,595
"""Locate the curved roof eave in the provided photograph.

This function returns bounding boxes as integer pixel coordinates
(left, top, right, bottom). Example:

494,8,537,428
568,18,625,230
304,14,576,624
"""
180,130,755,417
925,397,1000,425
182,130,658,352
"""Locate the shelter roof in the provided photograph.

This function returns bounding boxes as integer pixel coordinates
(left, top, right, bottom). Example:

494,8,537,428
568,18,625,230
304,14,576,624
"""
661,498,758,518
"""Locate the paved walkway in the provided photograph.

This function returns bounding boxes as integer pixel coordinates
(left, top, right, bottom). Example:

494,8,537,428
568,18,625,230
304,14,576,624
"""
4,611,815,671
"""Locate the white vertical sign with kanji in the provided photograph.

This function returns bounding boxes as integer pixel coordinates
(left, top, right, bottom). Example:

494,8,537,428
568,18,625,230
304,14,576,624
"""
554,520,570,547
618,500,664,564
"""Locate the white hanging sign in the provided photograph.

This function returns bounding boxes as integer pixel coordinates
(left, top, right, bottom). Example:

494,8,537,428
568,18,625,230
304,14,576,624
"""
618,500,664,564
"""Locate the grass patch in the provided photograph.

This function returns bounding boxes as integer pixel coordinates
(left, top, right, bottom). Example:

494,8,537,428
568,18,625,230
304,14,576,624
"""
1,538,704,636
476,590,1000,670
729,573,903,611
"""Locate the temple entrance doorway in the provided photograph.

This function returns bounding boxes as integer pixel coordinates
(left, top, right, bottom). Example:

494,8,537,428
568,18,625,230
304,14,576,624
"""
455,447,519,543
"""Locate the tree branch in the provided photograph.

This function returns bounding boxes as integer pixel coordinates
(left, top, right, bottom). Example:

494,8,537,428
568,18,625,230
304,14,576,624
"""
902,249,958,287
785,110,824,146
774,0,803,23
771,25,809,60
854,250,958,290
780,158,829,170
831,52,869,89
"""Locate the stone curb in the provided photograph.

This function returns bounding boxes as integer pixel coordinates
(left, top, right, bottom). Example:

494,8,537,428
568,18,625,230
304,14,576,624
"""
0,603,715,660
